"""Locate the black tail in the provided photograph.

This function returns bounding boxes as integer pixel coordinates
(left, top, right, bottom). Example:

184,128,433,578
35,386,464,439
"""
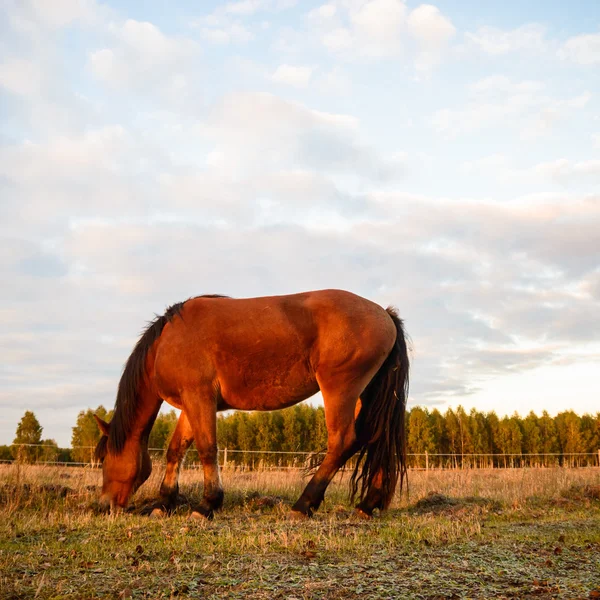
350,307,410,509
106,301,186,455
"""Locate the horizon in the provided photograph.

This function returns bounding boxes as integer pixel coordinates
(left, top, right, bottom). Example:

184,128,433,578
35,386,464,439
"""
1,0,599,447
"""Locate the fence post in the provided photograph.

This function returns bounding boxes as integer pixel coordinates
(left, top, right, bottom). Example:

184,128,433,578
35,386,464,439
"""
597,449,599,468
425,451,429,472
223,447,228,468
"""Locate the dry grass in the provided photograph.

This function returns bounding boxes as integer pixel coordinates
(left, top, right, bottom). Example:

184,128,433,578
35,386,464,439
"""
1,464,599,599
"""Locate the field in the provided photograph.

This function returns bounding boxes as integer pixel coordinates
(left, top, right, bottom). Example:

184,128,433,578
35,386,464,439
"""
1,464,599,600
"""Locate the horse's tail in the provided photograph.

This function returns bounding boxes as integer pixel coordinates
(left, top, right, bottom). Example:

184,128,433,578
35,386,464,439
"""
105,302,186,455
350,307,410,510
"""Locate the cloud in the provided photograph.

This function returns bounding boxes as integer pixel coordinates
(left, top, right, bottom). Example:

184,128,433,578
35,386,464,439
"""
307,4,337,21
532,158,600,182
195,0,297,43
89,19,200,91
271,64,314,87
558,31,600,65
465,23,548,55
461,154,600,188
0,57,43,96
431,76,590,139
195,14,255,44
4,0,103,33
1,0,599,445
407,4,456,71
199,91,404,181
224,0,297,15
225,0,269,15
308,0,455,67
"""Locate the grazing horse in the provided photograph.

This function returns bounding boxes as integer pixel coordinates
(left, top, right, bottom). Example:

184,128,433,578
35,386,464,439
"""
94,290,410,518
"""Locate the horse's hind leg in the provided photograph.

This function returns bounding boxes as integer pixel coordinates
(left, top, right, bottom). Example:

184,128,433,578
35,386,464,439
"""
158,411,195,513
291,388,360,517
355,469,385,517
181,389,224,519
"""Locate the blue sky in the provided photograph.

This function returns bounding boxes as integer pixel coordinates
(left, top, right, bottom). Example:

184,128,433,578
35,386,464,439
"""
1,0,599,446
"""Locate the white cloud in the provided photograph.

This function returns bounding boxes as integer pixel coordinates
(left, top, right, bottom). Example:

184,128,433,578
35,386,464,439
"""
0,57,43,96
308,4,337,21
314,66,352,95
558,31,600,65
223,0,296,15
196,14,255,44
308,0,454,68
225,0,268,15
88,19,199,91
195,0,295,42
407,4,456,71
199,92,404,181
465,23,547,55
271,64,313,87
461,154,600,188
310,0,407,58
432,76,590,139
6,0,103,33
532,158,600,182
0,126,131,180
593,133,600,149
408,4,455,46
2,0,600,445
350,0,406,57
322,26,353,52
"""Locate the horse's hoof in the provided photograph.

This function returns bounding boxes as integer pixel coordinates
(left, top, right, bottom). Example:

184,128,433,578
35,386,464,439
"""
191,509,214,521
150,508,165,519
354,508,373,520
289,509,310,520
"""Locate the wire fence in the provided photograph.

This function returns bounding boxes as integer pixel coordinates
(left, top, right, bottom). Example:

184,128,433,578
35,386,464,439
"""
2,443,600,470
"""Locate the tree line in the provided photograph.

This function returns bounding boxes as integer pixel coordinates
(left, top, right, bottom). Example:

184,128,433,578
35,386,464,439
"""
2,405,599,468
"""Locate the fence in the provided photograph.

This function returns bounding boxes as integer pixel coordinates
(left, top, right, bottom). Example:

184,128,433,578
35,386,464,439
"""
2,444,600,470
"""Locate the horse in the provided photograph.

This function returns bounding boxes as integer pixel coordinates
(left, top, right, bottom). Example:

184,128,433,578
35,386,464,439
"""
93,289,410,518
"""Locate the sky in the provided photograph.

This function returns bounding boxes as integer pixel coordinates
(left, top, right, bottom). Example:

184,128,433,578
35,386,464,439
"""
1,0,599,447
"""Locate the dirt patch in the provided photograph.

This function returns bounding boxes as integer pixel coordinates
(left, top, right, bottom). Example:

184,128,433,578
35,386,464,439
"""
561,484,600,502
411,491,501,516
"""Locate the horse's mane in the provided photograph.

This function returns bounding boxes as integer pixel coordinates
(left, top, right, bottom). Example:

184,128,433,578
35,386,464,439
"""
107,295,229,454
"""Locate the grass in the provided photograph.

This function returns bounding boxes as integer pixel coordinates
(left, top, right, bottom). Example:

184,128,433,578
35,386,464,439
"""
1,464,599,599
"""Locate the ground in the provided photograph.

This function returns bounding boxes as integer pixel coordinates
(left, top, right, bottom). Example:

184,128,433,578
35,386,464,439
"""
1,465,599,599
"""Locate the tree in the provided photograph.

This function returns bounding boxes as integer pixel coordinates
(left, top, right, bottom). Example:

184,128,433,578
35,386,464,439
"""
281,405,305,454
149,410,179,452
40,439,59,463
217,412,238,450
522,411,542,465
0,445,13,461
71,406,112,464
469,409,493,467
580,413,600,460
555,411,583,466
428,408,448,459
406,407,435,468
13,411,43,463
496,415,523,467
538,410,558,464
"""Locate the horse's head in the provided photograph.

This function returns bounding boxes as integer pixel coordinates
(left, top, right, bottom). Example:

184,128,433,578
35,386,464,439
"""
93,415,152,512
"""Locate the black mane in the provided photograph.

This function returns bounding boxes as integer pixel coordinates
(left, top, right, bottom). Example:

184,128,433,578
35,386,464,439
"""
107,295,229,454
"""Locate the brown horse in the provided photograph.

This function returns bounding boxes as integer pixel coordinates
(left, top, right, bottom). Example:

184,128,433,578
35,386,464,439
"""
94,289,409,518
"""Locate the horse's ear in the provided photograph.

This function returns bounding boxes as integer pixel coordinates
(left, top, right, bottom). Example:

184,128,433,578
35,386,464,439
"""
94,414,110,437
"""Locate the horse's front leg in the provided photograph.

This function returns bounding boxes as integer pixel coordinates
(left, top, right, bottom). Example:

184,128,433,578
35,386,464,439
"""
157,411,195,512
182,390,224,519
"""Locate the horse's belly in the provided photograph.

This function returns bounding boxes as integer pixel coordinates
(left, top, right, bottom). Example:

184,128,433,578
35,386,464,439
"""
220,366,319,411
